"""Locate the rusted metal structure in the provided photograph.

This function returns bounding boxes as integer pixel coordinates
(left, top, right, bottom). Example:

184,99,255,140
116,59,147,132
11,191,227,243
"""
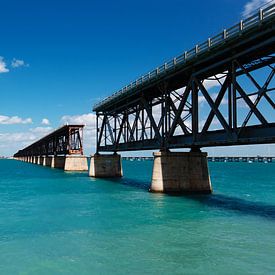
14,125,84,158
93,4,275,152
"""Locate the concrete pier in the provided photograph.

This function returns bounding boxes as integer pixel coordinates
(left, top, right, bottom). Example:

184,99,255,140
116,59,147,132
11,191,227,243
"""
63,155,88,171
42,156,47,166
44,155,88,171
39,156,44,165
89,154,123,177
34,156,40,164
14,155,88,171
44,156,54,167
53,156,66,169
150,151,212,194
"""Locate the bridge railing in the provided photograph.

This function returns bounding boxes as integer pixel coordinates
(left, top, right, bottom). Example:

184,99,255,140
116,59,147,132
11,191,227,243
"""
94,2,275,111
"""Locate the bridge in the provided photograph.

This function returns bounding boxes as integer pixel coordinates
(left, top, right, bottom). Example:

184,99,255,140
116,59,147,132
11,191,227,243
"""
14,125,88,171
90,3,275,193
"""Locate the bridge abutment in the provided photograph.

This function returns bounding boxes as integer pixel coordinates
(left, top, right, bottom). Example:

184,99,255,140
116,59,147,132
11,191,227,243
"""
150,151,212,194
89,154,123,177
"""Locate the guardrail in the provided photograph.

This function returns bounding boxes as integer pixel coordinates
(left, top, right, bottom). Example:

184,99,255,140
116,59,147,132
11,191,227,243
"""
94,2,275,110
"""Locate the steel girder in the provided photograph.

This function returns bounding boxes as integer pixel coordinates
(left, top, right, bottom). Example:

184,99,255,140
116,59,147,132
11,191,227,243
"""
96,55,275,152
13,125,84,157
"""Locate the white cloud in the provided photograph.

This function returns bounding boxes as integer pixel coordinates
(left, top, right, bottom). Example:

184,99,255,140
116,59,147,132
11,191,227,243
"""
0,124,54,150
11,58,29,68
242,0,271,17
0,127,53,156
41,118,50,125
203,74,226,90
239,94,258,108
0,132,36,143
60,113,96,127
0,57,9,73
198,92,228,106
30,126,53,134
0,115,32,125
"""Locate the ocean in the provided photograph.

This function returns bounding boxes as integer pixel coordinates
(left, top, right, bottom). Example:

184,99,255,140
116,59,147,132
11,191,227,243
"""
0,159,274,274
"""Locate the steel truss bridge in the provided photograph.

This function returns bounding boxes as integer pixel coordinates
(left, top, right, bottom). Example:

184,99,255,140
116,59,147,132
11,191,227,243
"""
14,125,84,158
94,4,275,152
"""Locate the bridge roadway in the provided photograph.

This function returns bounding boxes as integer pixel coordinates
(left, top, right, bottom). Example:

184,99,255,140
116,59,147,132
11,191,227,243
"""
90,3,275,194
14,125,88,171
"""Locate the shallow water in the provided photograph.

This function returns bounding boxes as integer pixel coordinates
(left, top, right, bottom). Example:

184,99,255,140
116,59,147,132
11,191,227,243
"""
0,159,274,274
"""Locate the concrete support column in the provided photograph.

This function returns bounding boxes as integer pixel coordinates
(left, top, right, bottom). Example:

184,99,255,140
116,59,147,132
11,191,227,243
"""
89,154,123,177
64,155,88,171
53,156,66,169
44,156,54,167
39,156,44,165
150,151,212,194
34,156,40,164
42,156,47,166
44,155,88,171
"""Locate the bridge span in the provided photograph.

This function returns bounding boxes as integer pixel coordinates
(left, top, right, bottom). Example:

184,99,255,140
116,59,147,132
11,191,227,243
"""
90,4,275,193
14,125,88,171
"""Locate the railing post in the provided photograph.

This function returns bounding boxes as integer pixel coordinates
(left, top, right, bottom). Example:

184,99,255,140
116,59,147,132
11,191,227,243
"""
259,9,263,22
223,29,227,39
239,20,243,32
208,38,211,48
173,58,177,66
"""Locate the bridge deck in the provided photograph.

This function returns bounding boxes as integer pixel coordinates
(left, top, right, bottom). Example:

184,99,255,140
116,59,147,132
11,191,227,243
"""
94,4,275,113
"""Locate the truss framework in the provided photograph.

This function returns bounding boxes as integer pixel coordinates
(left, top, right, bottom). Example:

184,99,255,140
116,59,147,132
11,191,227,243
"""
14,125,84,157
96,56,275,152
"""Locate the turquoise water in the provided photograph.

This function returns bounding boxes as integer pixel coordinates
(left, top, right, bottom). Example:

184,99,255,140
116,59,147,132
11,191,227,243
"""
0,159,275,274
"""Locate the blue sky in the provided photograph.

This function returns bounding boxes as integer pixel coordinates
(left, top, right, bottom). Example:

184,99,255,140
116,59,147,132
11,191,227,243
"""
0,0,274,156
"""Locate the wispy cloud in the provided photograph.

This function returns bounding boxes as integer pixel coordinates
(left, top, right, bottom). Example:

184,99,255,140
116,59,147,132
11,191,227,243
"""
0,132,36,143
242,0,271,17
0,126,53,155
41,118,50,125
11,58,29,68
0,57,9,73
29,126,53,134
61,113,96,127
0,115,32,125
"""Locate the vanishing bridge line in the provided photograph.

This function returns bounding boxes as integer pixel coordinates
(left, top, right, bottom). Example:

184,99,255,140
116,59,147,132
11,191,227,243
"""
15,3,275,194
